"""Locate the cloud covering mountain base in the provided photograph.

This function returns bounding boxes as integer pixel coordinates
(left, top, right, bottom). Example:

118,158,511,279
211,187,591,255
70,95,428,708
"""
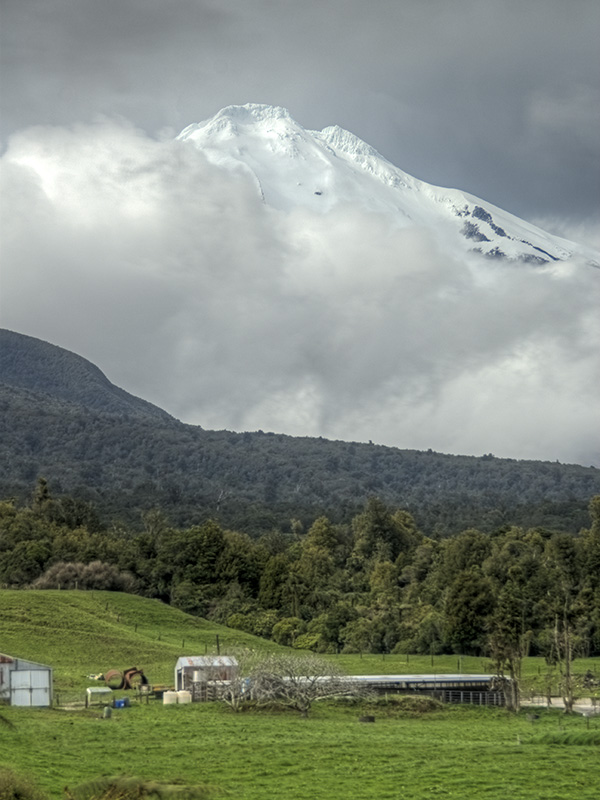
1,118,599,465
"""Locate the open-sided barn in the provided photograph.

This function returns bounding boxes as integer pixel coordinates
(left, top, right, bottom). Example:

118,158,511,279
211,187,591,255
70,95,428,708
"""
0,652,53,707
347,674,506,706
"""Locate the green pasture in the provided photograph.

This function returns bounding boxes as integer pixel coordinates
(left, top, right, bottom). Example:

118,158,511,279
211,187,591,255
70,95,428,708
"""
0,590,281,694
2,700,600,800
1,590,600,799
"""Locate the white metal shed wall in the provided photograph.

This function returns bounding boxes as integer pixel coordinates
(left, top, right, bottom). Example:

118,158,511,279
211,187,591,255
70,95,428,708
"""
11,669,52,706
0,654,53,707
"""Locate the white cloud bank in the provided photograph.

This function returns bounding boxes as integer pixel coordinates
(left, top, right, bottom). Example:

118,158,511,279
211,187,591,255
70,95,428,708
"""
1,121,599,465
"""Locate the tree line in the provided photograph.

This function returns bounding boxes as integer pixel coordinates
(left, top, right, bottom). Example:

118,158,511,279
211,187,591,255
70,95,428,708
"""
2,480,599,685
2,381,599,538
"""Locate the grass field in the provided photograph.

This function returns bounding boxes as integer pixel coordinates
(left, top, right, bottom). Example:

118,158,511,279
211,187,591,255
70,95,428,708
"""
2,699,599,800
1,590,599,799
0,589,281,694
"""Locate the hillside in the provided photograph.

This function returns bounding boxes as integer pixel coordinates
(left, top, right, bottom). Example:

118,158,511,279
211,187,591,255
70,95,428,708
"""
0,589,279,693
0,329,173,421
1,329,599,535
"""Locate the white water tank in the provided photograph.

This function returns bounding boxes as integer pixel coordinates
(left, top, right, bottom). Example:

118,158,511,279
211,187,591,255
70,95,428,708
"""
177,690,192,704
163,691,178,705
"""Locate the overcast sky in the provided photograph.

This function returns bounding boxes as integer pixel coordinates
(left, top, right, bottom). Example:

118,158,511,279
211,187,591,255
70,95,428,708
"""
1,0,599,466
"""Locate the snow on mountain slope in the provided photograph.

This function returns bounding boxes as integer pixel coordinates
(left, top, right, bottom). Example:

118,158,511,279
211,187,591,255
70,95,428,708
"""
178,104,599,267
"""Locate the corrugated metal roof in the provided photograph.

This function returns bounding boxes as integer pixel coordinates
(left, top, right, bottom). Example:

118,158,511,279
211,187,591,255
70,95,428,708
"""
175,656,238,669
348,674,494,684
0,652,52,670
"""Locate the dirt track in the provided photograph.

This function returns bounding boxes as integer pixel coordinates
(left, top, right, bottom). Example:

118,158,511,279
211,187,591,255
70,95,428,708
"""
522,696,599,714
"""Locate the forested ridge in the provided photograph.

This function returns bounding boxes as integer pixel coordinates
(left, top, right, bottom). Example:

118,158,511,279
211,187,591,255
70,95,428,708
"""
1,381,599,536
1,484,599,667
0,328,172,420
2,328,599,537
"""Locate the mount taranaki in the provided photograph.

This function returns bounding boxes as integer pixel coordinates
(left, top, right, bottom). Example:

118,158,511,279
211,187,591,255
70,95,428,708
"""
177,104,598,267
2,104,598,530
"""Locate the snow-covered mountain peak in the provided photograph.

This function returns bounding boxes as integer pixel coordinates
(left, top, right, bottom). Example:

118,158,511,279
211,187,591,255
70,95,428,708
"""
178,104,300,145
177,105,599,268
318,124,381,160
219,103,293,121
315,124,421,193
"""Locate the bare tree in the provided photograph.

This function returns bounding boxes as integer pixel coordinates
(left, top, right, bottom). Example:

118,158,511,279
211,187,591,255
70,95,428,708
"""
487,583,533,713
212,650,256,711
218,673,251,712
553,605,576,714
249,653,363,717
488,632,531,713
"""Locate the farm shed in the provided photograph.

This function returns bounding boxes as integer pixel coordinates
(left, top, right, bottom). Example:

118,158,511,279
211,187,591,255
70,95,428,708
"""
348,674,506,706
0,652,53,707
174,656,238,700
85,687,112,708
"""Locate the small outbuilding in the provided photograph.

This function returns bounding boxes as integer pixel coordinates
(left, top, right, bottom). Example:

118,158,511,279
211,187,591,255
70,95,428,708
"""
85,686,113,708
0,652,53,707
348,674,506,706
174,656,238,700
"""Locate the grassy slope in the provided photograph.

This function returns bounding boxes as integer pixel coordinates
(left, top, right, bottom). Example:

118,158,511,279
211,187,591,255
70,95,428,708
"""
0,590,280,693
1,590,600,800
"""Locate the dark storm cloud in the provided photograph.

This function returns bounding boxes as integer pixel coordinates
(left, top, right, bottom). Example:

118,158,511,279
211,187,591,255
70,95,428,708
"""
2,1,599,227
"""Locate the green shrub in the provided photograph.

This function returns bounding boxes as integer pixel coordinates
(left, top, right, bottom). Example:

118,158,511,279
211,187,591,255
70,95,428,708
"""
360,694,444,716
528,731,600,746
379,695,443,713
0,768,48,800
64,775,222,799
333,693,444,715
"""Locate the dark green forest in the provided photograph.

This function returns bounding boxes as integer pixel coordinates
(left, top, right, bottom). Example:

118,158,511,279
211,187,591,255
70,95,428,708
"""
2,482,600,665
2,328,599,538
2,382,599,537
